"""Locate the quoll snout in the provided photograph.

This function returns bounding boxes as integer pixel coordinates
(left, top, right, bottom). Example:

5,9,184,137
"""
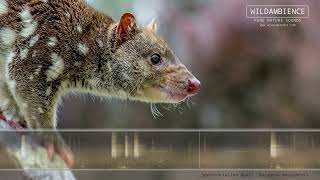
186,78,201,95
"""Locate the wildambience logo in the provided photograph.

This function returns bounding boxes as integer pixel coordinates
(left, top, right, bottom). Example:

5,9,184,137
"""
246,5,310,27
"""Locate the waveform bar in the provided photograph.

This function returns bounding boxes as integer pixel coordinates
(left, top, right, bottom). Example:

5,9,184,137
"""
0,131,320,169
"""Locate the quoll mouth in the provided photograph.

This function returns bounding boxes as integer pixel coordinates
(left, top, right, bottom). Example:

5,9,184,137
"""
137,78,201,103
164,78,201,102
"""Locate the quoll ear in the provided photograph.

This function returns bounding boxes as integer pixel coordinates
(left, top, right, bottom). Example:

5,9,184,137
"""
147,18,157,33
116,13,137,48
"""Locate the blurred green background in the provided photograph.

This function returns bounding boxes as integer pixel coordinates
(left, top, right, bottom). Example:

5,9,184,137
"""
58,0,320,129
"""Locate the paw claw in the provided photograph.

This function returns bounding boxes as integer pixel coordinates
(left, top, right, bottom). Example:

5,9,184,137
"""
46,144,55,160
58,148,74,166
40,133,74,167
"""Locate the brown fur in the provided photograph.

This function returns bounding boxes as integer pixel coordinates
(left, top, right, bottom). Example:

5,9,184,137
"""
0,0,199,128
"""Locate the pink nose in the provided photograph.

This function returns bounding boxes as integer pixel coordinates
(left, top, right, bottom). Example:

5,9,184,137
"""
186,78,201,94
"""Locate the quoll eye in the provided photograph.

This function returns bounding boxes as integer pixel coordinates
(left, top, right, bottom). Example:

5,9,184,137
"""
150,54,162,65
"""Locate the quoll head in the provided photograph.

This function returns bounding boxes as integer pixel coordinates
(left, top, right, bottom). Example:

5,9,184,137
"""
109,13,200,103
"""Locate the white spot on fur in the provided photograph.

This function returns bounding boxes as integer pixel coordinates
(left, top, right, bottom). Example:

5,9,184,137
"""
65,12,70,18
29,34,39,47
20,48,29,59
20,7,32,21
46,86,52,96
46,53,65,82
107,62,112,71
21,102,28,115
48,37,57,47
20,7,38,38
0,28,17,46
6,50,15,63
0,0,8,16
37,107,44,114
76,25,82,33
8,80,16,90
22,103,28,108
21,22,37,38
97,40,103,48
122,73,131,80
74,61,82,66
29,75,34,80
20,22,38,38
34,65,42,75
78,43,89,55
32,51,37,57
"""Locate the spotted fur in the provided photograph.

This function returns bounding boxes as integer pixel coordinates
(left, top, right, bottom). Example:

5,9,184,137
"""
0,0,199,128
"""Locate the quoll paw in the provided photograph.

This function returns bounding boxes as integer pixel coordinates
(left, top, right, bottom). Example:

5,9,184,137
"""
37,132,74,167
